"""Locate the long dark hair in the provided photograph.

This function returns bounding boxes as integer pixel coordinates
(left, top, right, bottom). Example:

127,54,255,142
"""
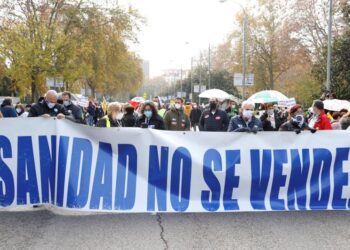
141,102,157,117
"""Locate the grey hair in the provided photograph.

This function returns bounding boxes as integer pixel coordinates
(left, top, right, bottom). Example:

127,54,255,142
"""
45,90,58,98
241,100,255,109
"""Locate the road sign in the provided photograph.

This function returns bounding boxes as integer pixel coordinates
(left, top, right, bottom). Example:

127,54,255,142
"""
46,77,64,88
234,73,254,86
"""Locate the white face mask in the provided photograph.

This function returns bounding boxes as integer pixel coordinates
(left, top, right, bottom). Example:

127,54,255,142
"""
243,110,253,120
175,103,181,110
16,108,22,113
116,113,124,120
47,102,55,109
63,101,71,107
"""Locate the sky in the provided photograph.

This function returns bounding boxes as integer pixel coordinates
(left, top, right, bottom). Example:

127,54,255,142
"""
115,0,244,77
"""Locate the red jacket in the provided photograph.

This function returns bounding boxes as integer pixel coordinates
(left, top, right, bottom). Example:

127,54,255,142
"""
314,112,332,130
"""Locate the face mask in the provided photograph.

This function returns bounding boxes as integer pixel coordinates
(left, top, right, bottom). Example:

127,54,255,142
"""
63,101,71,107
47,101,55,109
209,102,217,110
175,104,181,110
243,110,253,120
116,113,124,120
193,105,197,109
144,110,152,118
293,114,304,127
267,109,274,116
16,108,22,113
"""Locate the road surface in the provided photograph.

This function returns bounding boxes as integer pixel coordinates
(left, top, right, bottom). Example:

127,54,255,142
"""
0,211,349,249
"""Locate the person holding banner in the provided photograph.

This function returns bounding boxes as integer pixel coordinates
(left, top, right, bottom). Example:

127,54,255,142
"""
28,90,65,119
163,98,190,131
279,104,308,133
228,100,262,132
61,92,83,124
121,103,137,127
96,102,123,128
199,98,229,132
308,100,332,130
135,101,165,129
260,103,285,131
0,98,17,118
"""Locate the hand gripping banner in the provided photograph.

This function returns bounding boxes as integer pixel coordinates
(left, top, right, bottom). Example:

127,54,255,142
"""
0,118,350,213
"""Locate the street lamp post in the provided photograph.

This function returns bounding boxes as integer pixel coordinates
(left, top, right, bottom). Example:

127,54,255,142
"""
326,0,333,92
208,44,211,90
220,0,248,99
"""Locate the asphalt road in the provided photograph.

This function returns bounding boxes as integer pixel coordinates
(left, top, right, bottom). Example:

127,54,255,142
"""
1,211,350,250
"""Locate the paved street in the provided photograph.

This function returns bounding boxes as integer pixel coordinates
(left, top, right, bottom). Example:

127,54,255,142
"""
1,210,350,250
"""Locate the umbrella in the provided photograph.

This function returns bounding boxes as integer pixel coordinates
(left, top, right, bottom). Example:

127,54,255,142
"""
247,90,288,104
199,89,231,99
323,99,350,112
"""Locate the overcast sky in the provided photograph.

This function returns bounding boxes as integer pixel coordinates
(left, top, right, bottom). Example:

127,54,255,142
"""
116,0,244,77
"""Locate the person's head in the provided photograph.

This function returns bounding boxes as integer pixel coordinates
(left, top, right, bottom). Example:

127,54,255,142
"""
340,109,348,117
153,96,160,104
25,104,32,112
340,114,350,130
15,103,25,114
174,98,184,110
289,104,304,126
107,102,122,121
154,101,159,110
88,96,95,102
241,100,255,120
124,103,135,115
332,112,342,121
192,102,198,109
1,98,12,107
209,98,219,111
142,101,157,119
45,90,58,109
229,100,237,107
329,93,336,100
312,100,324,115
62,92,72,107
265,103,274,116
38,96,45,103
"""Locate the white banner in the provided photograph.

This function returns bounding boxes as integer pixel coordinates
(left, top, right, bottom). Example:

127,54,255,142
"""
1,118,350,213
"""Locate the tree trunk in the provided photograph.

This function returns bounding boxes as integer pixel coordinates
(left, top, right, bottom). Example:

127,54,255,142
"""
31,73,40,103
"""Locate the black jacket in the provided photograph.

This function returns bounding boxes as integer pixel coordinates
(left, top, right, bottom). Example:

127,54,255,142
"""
96,115,123,128
279,120,308,132
122,113,137,127
136,114,165,130
260,110,285,131
199,109,229,132
28,101,65,117
64,103,83,123
190,108,202,124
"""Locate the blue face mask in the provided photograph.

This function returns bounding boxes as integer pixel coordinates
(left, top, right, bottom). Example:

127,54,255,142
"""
144,110,152,118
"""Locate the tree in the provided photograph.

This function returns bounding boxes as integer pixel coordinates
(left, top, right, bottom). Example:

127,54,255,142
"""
312,1,350,99
0,0,144,101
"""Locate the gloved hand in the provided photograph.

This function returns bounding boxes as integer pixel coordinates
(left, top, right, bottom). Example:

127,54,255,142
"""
310,128,317,134
234,127,251,133
251,127,259,134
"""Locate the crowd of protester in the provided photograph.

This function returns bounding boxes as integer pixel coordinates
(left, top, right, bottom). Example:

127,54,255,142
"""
1,90,350,133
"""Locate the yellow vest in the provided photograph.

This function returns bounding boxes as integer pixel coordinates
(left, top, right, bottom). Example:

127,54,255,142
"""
103,115,111,128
